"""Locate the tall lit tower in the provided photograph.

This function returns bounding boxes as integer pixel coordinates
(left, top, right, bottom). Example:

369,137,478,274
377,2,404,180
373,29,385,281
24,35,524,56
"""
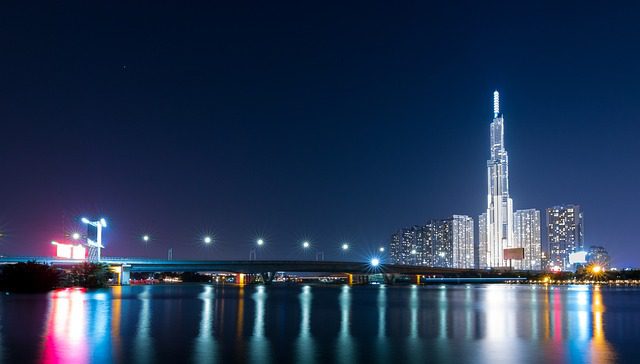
483,91,514,267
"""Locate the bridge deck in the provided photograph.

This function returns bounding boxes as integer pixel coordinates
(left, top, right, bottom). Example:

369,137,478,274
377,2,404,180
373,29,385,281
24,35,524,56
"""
0,256,538,276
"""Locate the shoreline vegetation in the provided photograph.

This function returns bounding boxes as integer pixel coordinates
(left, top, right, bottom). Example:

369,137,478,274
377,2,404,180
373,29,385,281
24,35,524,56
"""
0,261,112,292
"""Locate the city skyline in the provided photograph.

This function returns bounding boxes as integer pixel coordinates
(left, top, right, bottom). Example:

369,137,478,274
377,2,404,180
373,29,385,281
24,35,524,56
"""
1,2,639,266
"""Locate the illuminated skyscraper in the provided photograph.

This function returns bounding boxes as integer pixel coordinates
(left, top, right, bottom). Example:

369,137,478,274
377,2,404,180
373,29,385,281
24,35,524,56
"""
547,204,584,270
478,212,487,269
513,209,542,270
450,215,475,269
483,91,514,268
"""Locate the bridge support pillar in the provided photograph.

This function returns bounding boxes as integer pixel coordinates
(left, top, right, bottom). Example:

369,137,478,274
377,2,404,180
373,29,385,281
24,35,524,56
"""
348,274,369,285
120,265,131,285
260,272,276,284
383,273,398,285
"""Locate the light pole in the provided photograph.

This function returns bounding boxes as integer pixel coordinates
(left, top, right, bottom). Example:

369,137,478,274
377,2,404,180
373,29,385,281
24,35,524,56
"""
302,241,324,261
81,217,107,262
250,238,264,260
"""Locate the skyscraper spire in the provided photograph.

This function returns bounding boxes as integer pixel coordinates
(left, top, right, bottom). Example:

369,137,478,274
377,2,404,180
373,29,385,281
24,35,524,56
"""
493,90,500,118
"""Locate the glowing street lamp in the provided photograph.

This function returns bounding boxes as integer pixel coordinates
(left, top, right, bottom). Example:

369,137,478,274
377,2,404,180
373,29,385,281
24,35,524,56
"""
250,238,264,260
371,258,380,267
302,241,310,249
379,247,385,252
142,235,150,242
71,232,81,240
203,236,212,244
341,243,349,251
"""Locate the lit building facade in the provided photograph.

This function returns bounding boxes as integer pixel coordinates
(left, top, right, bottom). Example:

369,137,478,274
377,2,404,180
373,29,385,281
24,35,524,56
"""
587,245,611,269
390,215,474,268
449,215,475,269
483,91,514,268
546,204,584,270
513,209,542,270
478,213,487,269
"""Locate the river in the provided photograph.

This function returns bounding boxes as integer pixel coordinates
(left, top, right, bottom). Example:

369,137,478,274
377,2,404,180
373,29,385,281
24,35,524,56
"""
1,284,638,363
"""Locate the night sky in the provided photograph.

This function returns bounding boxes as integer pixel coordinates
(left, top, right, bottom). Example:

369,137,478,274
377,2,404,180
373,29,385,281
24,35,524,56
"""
1,2,639,265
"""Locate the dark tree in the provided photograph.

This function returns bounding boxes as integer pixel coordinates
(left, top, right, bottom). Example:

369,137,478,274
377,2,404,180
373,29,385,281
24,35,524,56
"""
0,261,62,292
66,262,112,288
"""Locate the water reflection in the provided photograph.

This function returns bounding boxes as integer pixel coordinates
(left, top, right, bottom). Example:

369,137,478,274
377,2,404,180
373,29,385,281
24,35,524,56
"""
590,287,615,363
40,288,90,363
376,285,390,364
134,286,154,364
1,284,629,364
111,286,122,360
194,285,218,364
295,285,316,364
248,285,270,364
336,285,355,364
406,285,421,362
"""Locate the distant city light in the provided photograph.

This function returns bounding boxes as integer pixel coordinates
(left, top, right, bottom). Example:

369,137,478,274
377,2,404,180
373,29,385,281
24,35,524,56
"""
341,243,349,251
379,247,385,252
302,241,310,248
203,236,212,244
371,258,380,267
411,249,417,255
592,265,603,274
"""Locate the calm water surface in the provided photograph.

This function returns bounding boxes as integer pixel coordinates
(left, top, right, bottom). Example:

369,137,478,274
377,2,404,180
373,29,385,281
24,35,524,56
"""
1,284,639,363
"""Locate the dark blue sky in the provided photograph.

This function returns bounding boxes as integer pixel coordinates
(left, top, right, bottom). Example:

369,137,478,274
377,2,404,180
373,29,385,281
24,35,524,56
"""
1,1,639,265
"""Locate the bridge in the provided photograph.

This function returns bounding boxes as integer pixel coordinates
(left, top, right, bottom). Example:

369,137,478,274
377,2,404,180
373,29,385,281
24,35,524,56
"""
0,256,532,285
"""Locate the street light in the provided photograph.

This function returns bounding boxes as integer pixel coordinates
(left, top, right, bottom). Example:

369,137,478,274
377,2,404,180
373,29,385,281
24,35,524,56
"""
371,258,380,267
341,243,349,251
203,236,212,244
71,232,81,240
379,247,385,252
302,241,310,248
250,238,264,260
142,235,150,242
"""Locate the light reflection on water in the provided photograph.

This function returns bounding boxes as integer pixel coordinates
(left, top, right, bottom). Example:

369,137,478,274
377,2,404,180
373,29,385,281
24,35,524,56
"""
295,285,316,364
0,284,632,363
194,285,217,364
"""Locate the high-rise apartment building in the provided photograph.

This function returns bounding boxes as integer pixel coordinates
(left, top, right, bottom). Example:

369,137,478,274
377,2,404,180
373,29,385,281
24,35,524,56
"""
546,204,584,270
478,213,487,269
390,215,474,268
513,209,542,270
450,215,475,269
